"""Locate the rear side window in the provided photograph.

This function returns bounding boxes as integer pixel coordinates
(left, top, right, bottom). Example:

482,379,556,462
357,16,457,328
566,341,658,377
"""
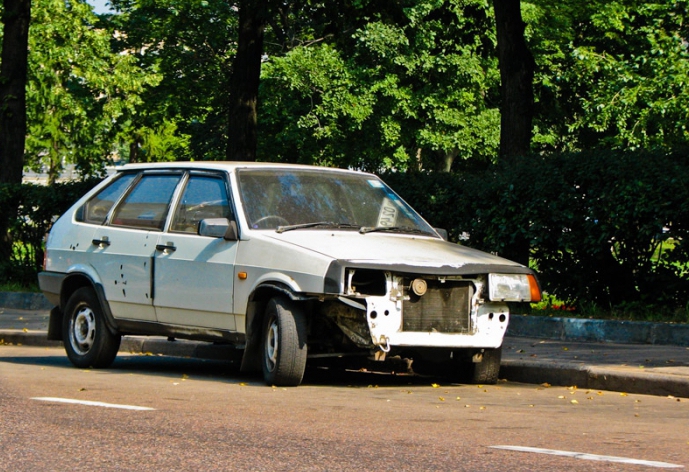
110,174,182,230
78,173,136,224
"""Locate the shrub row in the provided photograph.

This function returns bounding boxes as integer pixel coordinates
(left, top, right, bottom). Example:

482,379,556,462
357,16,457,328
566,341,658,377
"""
384,149,689,310
2,149,688,316
0,179,101,285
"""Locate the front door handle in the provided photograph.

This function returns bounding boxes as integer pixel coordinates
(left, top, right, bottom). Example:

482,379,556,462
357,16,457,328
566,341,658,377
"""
156,242,176,253
92,236,111,247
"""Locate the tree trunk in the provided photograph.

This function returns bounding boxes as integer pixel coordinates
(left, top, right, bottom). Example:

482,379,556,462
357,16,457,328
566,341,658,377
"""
493,0,534,266
0,0,31,184
226,0,268,162
493,0,534,162
0,0,31,275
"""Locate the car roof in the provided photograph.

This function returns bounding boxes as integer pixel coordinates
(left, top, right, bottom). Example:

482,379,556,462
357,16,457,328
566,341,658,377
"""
119,161,375,178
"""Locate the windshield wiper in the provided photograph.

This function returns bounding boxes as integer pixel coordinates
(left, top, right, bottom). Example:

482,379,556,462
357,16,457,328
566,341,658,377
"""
276,222,360,233
359,225,434,235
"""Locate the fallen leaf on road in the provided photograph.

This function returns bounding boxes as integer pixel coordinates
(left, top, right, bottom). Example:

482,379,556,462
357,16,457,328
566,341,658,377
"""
541,383,551,388
431,383,440,388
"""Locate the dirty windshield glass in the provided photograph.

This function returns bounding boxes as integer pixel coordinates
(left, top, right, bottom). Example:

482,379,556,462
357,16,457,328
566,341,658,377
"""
237,168,436,236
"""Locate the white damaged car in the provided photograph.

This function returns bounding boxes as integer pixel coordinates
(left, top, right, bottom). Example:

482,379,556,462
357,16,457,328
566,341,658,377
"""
39,162,541,386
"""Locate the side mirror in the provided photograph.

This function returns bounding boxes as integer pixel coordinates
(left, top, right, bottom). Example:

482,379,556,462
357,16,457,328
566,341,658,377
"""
199,218,238,241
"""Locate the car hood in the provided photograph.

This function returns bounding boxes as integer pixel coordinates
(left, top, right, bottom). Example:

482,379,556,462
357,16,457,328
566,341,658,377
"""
261,230,525,271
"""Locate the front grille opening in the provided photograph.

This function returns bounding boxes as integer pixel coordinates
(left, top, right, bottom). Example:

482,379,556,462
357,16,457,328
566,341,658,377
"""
402,280,474,333
348,269,387,296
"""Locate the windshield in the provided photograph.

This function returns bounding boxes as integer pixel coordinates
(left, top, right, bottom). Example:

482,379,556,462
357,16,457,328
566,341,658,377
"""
236,168,437,236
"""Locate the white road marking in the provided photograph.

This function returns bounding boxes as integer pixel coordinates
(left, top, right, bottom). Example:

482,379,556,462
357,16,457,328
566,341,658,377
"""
31,397,155,411
490,446,684,469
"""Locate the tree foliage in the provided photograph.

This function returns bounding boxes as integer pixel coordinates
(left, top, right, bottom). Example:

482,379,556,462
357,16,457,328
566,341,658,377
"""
259,0,500,172
24,0,155,181
107,0,239,161
527,0,689,152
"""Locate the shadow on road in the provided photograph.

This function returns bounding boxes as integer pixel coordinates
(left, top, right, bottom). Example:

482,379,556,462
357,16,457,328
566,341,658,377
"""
0,350,457,388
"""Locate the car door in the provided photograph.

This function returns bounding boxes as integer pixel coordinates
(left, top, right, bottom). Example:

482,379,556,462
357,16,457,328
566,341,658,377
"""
91,172,183,322
153,172,238,330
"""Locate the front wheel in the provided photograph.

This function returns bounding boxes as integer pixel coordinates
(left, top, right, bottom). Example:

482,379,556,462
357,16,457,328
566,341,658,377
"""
62,287,121,368
467,347,502,385
261,298,308,386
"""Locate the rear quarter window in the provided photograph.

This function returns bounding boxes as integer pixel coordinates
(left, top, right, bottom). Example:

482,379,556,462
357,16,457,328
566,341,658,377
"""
77,173,136,224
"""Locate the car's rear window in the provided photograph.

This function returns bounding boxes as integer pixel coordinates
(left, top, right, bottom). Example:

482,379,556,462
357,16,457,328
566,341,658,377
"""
110,174,182,230
77,173,136,224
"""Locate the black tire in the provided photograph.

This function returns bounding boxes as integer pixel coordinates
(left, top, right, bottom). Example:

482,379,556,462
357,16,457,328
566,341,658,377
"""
261,297,308,386
62,287,121,368
468,347,502,385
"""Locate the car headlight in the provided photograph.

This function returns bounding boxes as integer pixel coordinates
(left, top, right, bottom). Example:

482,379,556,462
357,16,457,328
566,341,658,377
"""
488,273,541,302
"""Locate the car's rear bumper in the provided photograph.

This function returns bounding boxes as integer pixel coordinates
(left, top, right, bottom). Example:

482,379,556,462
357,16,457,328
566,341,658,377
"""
38,271,66,307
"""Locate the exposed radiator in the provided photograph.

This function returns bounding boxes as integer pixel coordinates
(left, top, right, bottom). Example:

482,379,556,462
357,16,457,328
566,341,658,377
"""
402,282,473,333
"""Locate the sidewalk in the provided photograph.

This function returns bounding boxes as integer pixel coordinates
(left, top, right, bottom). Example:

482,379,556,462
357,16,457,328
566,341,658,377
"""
1,296,688,398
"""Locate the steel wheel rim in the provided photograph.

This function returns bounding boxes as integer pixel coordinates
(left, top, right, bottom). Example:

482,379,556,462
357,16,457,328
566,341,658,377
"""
265,318,279,372
71,306,96,355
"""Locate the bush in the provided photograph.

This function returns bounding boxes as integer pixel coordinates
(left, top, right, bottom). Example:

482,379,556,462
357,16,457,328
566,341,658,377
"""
4,150,689,318
384,149,689,311
0,179,102,285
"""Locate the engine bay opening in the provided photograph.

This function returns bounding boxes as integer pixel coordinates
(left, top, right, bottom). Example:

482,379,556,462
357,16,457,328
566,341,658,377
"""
346,269,387,296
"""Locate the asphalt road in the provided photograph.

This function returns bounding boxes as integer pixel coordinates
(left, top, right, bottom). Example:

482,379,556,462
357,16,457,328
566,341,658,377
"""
1,345,687,471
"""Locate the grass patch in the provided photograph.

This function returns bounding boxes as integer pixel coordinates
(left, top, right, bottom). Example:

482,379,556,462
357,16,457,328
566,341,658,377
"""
0,280,39,293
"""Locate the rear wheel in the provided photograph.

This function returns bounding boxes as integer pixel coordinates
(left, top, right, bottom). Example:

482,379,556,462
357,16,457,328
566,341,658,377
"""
62,287,121,368
261,297,308,386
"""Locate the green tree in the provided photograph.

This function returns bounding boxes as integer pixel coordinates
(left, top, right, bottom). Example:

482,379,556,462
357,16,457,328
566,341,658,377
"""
527,0,689,152
108,0,238,161
259,0,501,172
0,0,31,272
25,0,156,181
0,0,30,186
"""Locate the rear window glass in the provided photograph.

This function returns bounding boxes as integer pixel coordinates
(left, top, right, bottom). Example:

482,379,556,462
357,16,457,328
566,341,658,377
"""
78,173,136,224
110,174,182,230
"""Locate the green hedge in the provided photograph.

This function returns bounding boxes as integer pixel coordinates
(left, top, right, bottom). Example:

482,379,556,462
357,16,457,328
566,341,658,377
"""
3,150,688,314
0,179,102,285
383,149,689,309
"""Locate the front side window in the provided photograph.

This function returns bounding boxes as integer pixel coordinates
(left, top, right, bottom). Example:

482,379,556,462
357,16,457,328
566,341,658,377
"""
170,175,232,234
110,174,182,230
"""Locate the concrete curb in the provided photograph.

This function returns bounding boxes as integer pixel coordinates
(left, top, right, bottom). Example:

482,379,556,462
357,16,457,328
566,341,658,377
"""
0,292,53,311
508,314,689,347
500,360,689,398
